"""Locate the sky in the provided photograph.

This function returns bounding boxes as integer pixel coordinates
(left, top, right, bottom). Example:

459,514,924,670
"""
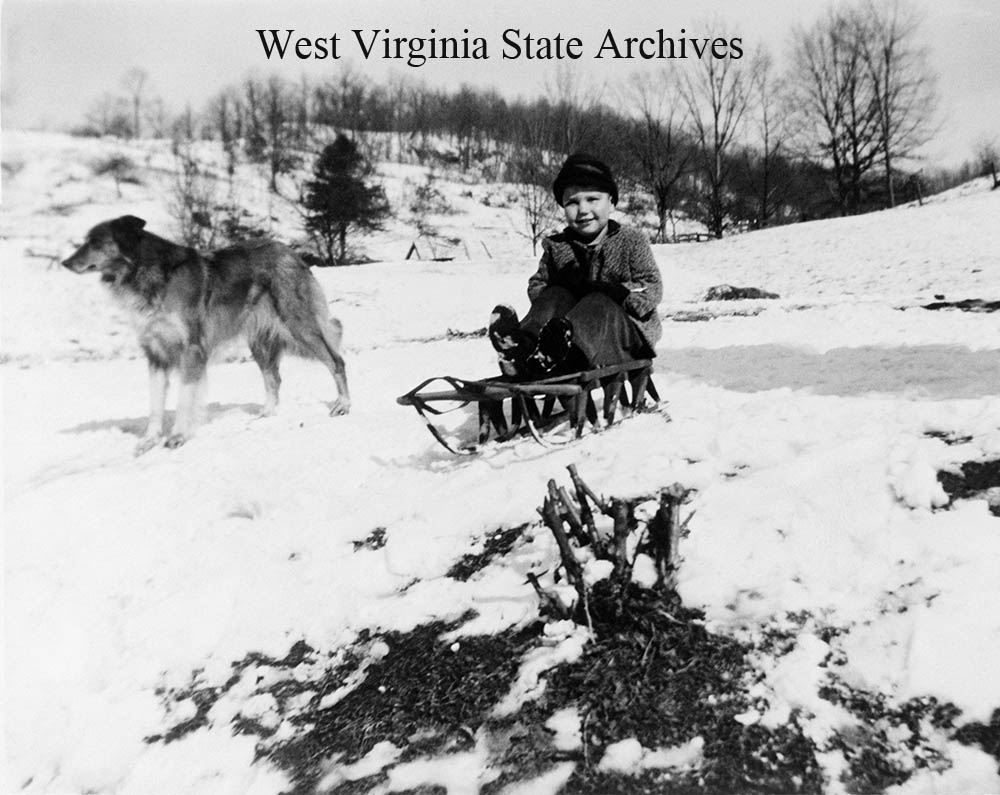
2,0,999,169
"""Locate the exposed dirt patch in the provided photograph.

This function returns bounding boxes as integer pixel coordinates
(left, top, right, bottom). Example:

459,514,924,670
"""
667,307,765,322
351,526,387,552
819,683,962,792
446,523,532,581
269,617,541,794
146,640,317,745
522,588,825,794
703,285,780,301
937,459,1000,516
920,299,1000,313
148,596,830,793
924,430,974,446
954,709,1000,764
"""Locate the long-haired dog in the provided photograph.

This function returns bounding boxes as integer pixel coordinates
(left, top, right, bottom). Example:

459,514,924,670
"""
63,215,350,454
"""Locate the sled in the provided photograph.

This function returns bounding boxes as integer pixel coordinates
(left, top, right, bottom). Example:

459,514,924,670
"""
397,359,660,455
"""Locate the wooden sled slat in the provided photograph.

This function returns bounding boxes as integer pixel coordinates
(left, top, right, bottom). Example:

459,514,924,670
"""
398,360,660,454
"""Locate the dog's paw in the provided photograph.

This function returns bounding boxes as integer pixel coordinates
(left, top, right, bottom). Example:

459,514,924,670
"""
329,398,351,416
165,433,189,449
134,436,162,456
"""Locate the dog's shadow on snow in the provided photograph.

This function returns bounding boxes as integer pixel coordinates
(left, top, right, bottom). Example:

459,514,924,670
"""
660,344,1000,398
59,402,263,437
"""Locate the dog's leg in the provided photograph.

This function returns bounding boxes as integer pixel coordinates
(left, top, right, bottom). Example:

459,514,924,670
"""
167,348,207,448
135,362,169,456
317,316,351,416
271,266,350,416
250,337,283,416
286,313,350,416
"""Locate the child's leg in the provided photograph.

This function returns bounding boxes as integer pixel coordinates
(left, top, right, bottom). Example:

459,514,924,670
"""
520,286,577,337
565,292,649,367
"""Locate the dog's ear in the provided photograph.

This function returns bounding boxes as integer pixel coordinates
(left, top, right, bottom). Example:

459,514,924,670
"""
110,215,147,260
113,215,146,233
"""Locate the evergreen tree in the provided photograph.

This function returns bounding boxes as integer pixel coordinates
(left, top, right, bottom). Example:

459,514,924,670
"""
303,134,390,265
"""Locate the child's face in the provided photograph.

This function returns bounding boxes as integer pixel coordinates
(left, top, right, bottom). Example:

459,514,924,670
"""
561,186,612,241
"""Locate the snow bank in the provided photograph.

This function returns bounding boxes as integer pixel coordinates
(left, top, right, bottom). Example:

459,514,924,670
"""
3,131,1000,794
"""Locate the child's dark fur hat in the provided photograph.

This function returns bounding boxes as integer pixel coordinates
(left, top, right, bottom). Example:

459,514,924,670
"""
552,153,619,205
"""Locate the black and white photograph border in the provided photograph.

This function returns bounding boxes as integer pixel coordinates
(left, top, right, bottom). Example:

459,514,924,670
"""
2,0,1000,792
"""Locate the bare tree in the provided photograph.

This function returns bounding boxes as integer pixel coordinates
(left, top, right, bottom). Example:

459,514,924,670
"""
84,92,132,137
170,107,220,249
265,76,302,193
448,85,483,172
314,67,370,131
858,0,938,207
403,82,435,159
509,118,563,254
144,96,170,139
386,74,413,160
122,68,148,139
748,49,793,226
295,74,313,143
92,153,138,198
788,7,884,214
625,70,692,242
208,88,243,182
973,137,1000,189
681,34,753,237
545,64,606,155
242,75,301,193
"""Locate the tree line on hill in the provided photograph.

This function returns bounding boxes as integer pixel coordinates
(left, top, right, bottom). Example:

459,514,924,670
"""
78,1,997,262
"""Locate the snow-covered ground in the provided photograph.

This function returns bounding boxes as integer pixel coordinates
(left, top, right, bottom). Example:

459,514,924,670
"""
3,131,1000,793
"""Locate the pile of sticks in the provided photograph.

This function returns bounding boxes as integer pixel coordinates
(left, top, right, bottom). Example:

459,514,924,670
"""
529,464,693,627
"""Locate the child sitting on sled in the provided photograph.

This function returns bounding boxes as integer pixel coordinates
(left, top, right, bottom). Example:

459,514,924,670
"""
489,153,663,379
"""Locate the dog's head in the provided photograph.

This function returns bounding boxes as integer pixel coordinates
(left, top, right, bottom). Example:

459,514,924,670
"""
62,215,147,281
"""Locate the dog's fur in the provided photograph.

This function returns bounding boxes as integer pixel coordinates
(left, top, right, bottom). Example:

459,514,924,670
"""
63,215,350,454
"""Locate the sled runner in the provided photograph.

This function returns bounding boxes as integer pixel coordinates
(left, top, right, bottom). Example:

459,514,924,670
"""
397,359,660,455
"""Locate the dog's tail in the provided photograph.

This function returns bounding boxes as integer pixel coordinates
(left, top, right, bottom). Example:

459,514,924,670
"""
289,249,344,368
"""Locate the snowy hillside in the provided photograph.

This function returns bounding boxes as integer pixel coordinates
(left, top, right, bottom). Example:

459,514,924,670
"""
3,131,1000,794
